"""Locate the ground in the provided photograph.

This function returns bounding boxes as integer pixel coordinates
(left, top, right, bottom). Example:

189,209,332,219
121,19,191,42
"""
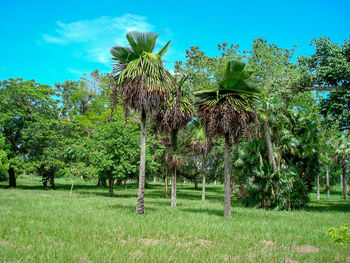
1,176,349,262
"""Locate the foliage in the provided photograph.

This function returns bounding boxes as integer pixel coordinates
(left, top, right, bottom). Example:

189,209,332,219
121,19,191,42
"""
328,224,350,245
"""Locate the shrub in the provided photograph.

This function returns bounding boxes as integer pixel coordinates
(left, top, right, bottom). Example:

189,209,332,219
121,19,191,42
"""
328,224,350,245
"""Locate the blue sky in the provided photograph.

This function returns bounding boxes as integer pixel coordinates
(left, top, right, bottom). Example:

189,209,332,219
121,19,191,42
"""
0,0,349,85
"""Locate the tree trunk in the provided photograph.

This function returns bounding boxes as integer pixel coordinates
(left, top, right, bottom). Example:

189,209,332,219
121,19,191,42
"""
171,164,177,207
136,110,147,214
230,175,236,194
316,174,320,201
170,129,178,207
50,175,55,189
69,180,74,197
194,179,199,190
97,178,107,187
202,158,206,201
326,167,330,199
8,166,16,188
153,176,156,183
108,175,114,197
341,159,348,201
224,134,232,218
116,178,122,186
264,119,278,173
164,174,168,199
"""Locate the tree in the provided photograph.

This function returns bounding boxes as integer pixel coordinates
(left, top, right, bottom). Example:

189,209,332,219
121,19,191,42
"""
195,61,260,217
190,121,213,200
332,135,350,200
0,79,56,187
110,31,173,214
296,37,350,130
153,75,194,207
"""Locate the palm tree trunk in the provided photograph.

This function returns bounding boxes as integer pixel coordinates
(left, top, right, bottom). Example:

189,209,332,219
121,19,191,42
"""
316,174,320,201
171,163,176,207
171,130,178,207
264,119,277,173
108,175,114,197
8,166,16,188
326,167,330,199
136,110,147,214
224,134,231,217
341,159,348,201
164,174,168,199
201,158,206,201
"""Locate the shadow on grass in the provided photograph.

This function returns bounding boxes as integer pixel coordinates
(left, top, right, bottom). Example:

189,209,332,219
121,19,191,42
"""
305,200,350,213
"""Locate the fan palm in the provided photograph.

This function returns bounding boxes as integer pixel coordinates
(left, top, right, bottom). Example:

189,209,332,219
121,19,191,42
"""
110,31,173,214
153,75,194,207
194,60,260,217
190,120,213,200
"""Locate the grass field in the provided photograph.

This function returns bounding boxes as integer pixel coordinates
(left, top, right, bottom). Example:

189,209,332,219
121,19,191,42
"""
1,176,349,262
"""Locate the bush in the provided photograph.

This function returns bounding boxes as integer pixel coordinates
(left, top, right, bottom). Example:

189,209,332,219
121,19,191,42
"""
328,224,350,245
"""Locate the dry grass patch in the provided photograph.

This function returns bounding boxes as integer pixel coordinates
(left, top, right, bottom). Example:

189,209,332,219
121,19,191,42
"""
294,245,320,254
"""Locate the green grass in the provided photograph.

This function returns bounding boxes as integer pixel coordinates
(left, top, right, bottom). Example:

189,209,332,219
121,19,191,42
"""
1,176,349,262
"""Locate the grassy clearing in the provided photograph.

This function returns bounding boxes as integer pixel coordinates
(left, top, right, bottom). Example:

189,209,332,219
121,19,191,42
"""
1,176,349,262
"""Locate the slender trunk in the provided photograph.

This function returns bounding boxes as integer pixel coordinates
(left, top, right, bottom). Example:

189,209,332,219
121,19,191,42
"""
231,175,236,194
108,175,114,197
50,175,55,189
194,179,199,190
326,167,330,199
341,159,348,201
224,134,232,218
153,176,156,183
136,110,147,214
201,158,206,201
316,174,320,201
30,174,34,184
264,119,277,173
116,178,122,186
8,166,16,188
171,130,178,207
340,173,343,188
171,164,177,207
214,180,217,185
97,178,107,187
69,180,74,197
165,174,168,199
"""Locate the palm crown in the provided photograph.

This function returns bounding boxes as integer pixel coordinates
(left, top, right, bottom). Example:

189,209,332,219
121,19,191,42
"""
195,60,260,141
110,31,173,114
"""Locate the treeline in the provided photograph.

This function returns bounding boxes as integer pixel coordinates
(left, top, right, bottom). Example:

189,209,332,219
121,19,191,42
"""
0,35,349,215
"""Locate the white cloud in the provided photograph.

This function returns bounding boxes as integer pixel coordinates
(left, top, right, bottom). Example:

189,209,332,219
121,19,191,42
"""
43,14,154,64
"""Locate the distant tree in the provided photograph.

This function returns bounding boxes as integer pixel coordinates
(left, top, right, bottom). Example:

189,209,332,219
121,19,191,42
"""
153,75,194,207
190,121,213,200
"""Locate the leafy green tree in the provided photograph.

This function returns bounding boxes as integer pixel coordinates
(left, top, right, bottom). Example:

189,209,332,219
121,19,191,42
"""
0,78,56,187
88,119,139,197
297,37,350,131
195,61,260,217
0,133,9,181
110,31,173,214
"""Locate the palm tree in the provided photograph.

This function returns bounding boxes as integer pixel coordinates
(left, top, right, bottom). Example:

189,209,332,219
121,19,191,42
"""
190,121,213,201
332,135,350,200
110,31,173,214
194,61,260,217
153,75,194,207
